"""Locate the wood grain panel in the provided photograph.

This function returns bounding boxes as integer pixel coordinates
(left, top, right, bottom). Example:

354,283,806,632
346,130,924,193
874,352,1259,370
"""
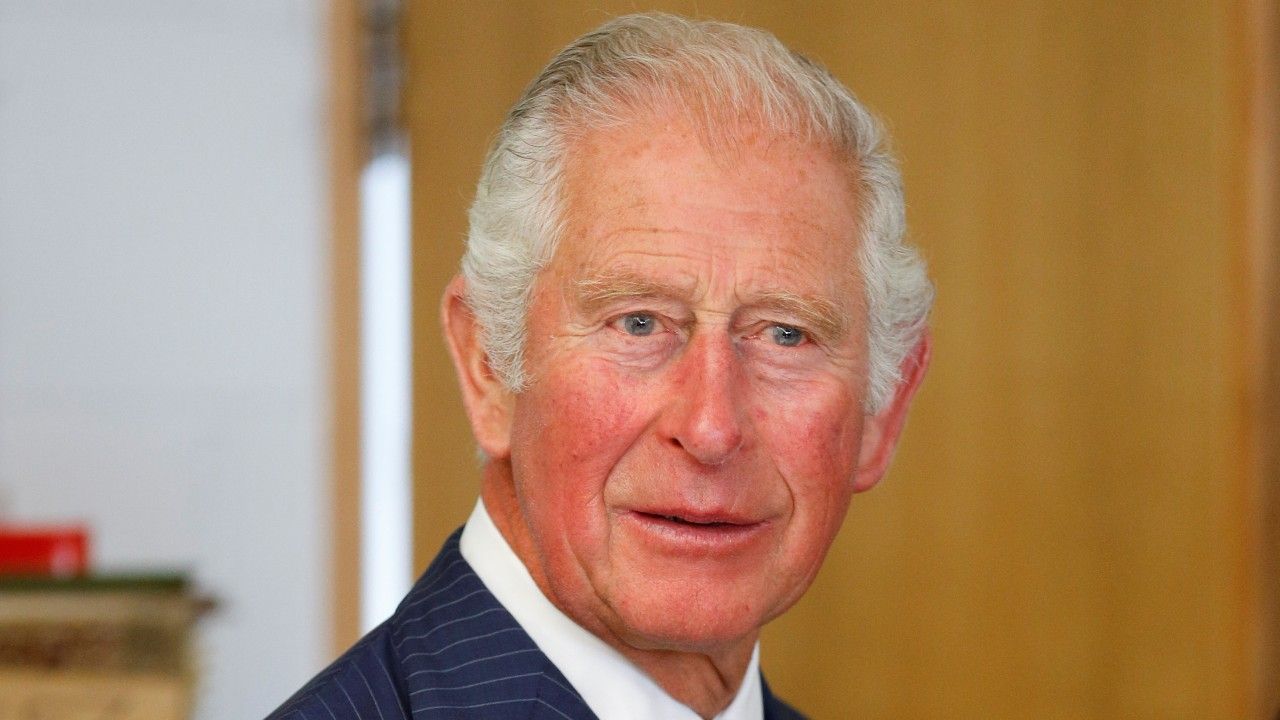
1239,2,1279,716
403,2,1276,716
327,0,364,657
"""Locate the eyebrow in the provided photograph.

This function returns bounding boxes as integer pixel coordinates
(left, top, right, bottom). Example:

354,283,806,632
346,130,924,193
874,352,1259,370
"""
750,290,850,343
571,270,852,343
572,270,695,314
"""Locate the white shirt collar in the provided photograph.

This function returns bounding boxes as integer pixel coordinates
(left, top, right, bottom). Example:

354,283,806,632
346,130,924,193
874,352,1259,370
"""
459,498,764,720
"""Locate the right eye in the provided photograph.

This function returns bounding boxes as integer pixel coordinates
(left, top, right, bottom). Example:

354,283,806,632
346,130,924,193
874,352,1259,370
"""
616,312,657,336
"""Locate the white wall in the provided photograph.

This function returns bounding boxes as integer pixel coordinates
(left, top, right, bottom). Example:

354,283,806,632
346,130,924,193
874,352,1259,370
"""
0,2,330,717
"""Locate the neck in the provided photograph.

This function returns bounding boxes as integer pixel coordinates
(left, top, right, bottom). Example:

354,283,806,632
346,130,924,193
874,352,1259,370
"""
480,462,755,719
613,642,756,719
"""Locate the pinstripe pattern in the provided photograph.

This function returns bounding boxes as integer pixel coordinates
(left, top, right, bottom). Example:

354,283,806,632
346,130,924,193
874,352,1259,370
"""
267,529,806,719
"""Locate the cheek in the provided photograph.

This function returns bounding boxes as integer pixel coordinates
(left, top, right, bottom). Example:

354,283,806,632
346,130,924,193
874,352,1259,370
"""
762,380,862,459
512,359,650,511
755,382,864,515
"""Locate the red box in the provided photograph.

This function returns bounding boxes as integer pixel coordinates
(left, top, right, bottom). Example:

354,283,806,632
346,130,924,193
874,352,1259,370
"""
0,525,90,576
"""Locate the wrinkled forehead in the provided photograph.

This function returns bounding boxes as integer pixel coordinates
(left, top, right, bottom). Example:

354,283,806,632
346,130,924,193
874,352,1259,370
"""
551,113,865,301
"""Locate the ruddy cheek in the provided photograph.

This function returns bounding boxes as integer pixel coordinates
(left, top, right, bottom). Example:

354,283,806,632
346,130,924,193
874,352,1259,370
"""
538,368,645,469
764,396,862,492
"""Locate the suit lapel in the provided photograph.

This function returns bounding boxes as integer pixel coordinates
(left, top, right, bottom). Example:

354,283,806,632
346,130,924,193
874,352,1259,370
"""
393,530,597,719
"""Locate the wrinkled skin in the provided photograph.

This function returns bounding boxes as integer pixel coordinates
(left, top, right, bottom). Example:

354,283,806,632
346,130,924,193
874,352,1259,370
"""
443,115,930,717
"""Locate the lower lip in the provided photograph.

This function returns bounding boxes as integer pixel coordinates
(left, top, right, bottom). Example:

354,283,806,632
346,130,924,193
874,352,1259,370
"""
619,511,770,554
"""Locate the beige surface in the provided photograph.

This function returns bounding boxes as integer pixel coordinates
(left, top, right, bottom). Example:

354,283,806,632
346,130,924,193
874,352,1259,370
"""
403,2,1277,717
0,672,189,720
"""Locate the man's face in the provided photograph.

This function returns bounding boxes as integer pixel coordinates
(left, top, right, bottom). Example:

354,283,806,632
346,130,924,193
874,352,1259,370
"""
484,117,894,654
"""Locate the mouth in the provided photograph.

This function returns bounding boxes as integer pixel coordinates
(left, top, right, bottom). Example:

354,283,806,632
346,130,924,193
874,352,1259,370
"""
639,512,751,528
622,509,770,553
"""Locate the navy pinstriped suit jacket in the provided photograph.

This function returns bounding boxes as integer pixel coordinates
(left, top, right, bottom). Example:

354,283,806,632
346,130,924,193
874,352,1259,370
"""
268,529,806,720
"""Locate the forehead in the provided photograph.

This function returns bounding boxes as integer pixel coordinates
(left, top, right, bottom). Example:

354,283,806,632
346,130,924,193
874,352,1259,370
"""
553,117,863,301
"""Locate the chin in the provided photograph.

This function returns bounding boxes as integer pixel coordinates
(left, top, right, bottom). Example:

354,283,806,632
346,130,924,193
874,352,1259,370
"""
606,576,779,653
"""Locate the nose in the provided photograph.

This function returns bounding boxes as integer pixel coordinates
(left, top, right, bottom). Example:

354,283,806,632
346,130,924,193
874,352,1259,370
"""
660,331,746,465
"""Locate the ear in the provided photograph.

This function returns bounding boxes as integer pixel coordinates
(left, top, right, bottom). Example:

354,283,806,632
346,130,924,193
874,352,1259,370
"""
441,275,515,459
851,330,932,493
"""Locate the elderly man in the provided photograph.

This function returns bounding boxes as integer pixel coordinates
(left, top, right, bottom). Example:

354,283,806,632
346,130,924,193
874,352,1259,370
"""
271,12,931,720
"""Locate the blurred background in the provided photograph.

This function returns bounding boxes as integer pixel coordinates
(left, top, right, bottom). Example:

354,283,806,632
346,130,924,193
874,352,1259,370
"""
0,1,1275,719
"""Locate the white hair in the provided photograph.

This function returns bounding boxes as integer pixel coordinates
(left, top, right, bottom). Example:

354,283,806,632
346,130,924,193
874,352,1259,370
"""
462,13,933,411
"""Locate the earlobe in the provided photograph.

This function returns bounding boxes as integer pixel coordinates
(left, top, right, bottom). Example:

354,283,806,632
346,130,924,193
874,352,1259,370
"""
440,276,514,460
852,331,932,493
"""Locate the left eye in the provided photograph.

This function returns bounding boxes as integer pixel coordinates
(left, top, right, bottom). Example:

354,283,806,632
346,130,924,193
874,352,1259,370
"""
618,313,657,336
768,324,806,347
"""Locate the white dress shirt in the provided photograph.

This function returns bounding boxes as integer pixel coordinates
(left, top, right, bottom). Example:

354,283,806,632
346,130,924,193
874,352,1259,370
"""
459,499,764,720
